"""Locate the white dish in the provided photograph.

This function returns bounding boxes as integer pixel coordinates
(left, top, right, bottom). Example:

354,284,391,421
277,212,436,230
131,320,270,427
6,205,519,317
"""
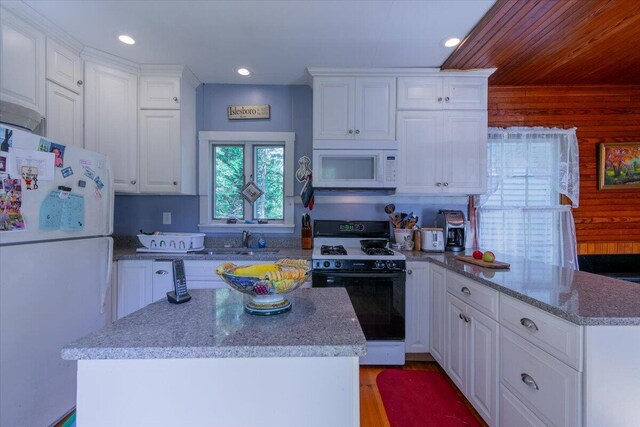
135,246,205,254
137,233,205,250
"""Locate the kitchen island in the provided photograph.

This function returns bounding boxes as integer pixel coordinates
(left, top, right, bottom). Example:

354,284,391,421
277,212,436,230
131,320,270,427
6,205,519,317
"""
62,288,366,427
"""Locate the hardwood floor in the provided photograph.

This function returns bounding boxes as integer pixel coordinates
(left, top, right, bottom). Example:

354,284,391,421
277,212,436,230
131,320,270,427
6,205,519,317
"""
360,361,488,427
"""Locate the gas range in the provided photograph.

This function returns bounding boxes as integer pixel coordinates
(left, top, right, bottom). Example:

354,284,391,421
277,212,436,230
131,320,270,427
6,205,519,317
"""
312,239,406,271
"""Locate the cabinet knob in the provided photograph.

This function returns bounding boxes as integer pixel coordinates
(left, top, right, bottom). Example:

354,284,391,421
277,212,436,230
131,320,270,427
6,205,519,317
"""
520,318,539,331
77,80,83,86
355,129,360,134
459,313,470,323
155,270,169,275
348,129,354,134
521,373,539,390
436,182,442,187
131,180,137,185
173,181,178,186
438,97,443,102
443,182,449,187
173,96,179,102
461,286,471,295
445,96,450,102
407,270,412,275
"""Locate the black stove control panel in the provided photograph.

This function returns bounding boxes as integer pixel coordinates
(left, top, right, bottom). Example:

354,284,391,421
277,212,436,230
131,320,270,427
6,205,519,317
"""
313,259,406,271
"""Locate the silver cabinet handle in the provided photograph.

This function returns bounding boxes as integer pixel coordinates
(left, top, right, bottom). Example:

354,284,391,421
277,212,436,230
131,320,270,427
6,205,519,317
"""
407,270,412,275
173,96,179,102
77,80,83,86
445,96,450,102
520,318,539,331
458,313,470,323
355,129,360,134
348,129,354,134
438,97,443,102
461,287,471,295
521,373,539,390
436,182,442,187
443,182,449,187
155,270,169,275
130,180,137,185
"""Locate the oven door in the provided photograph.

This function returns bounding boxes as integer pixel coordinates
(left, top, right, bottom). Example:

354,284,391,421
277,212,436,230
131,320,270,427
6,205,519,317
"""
312,270,405,340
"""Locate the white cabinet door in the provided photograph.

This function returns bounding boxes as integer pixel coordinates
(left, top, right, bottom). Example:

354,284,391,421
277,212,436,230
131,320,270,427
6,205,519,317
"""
46,38,83,94
116,260,152,319
84,62,138,193
139,76,180,109
396,111,441,194
467,305,499,427
446,293,468,392
443,77,487,110
354,77,395,140
405,262,430,353
139,110,181,193
397,77,443,110
313,77,354,139
45,81,83,147
429,264,446,365
441,110,487,194
152,261,174,302
0,11,46,115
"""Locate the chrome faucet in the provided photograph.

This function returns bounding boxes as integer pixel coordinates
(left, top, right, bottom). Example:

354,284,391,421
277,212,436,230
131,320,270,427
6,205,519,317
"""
241,230,252,248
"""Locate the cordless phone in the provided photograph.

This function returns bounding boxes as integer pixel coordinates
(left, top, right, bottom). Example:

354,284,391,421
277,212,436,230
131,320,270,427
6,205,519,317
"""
167,259,191,304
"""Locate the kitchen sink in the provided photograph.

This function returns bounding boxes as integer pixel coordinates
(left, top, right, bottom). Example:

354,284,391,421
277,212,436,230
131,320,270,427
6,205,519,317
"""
198,248,280,255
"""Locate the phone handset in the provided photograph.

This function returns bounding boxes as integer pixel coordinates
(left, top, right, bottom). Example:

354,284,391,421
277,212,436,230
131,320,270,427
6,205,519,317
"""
167,259,191,304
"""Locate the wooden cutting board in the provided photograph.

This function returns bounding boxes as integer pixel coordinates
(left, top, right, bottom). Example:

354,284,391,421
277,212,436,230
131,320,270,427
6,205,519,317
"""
455,255,510,269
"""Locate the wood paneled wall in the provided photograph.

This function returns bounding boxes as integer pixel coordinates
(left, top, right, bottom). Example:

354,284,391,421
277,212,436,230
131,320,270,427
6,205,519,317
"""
488,85,640,254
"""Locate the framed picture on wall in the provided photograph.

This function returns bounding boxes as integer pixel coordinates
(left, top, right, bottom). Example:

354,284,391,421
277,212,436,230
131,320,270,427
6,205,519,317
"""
598,142,640,190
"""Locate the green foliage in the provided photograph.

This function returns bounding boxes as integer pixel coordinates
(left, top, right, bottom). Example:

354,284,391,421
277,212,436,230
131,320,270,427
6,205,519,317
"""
214,146,243,219
254,147,284,220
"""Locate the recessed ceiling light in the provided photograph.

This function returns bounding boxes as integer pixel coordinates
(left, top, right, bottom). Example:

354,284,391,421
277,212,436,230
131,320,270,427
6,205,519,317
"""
444,37,461,48
236,67,252,76
118,35,135,45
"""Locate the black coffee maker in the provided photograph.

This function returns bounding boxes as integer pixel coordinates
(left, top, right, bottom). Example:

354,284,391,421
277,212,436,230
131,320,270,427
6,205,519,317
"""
435,210,465,252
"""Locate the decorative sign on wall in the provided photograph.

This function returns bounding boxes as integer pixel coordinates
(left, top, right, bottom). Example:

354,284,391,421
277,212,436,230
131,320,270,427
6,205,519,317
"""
227,104,271,120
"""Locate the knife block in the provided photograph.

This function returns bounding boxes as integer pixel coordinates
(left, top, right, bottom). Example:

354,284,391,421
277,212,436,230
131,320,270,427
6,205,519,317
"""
301,226,313,249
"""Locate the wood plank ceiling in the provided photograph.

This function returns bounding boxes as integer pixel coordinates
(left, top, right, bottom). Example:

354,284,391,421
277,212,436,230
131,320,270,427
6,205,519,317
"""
442,0,640,85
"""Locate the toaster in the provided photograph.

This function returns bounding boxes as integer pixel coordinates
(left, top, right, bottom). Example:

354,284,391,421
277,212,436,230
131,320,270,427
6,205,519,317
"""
420,228,445,252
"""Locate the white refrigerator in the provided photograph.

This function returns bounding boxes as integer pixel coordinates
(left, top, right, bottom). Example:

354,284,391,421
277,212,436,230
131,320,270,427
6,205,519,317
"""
0,125,114,426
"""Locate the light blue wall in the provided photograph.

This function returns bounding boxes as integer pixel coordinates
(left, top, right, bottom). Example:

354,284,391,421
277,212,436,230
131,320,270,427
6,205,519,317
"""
113,83,467,237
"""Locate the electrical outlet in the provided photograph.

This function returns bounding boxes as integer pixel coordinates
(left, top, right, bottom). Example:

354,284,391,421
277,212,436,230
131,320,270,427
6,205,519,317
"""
163,212,172,225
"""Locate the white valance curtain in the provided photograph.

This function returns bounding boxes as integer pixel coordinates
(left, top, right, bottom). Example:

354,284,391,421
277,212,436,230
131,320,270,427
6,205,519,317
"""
477,127,580,269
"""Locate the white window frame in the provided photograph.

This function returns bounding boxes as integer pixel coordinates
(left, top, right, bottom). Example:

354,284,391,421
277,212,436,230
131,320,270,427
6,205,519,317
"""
198,131,295,233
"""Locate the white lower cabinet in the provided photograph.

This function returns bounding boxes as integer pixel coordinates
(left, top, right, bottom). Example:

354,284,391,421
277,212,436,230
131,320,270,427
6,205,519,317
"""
405,262,429,353
428,264,446,365
500,385,546,427
152,261,174,302
116,260,152,320
445,292,498,426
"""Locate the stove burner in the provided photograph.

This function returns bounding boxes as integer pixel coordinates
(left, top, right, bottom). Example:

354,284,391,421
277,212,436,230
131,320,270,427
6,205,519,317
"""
362,247,395,256
321,245,348,256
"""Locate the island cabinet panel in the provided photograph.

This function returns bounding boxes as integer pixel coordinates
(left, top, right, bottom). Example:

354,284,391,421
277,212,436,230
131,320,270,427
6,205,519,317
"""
429,264,446,365
405,262,430,354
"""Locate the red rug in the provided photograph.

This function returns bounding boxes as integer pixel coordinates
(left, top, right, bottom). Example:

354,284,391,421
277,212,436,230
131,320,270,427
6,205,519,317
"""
376,369,482,427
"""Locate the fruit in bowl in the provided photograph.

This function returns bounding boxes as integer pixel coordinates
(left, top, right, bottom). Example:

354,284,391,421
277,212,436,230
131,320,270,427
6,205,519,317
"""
216,259,310,315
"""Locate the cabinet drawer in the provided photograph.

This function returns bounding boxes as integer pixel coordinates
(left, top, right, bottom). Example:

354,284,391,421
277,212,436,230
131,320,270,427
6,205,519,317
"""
500,385,546,427
446,271,498,320
501,329,581,427
500,294,582,370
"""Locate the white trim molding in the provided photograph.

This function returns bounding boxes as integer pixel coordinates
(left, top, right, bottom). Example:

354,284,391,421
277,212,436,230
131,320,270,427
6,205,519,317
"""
198,131,296,234
307,67,496,79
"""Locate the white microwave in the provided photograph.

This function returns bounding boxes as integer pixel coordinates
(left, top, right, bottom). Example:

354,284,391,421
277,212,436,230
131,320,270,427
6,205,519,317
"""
312,149,398,189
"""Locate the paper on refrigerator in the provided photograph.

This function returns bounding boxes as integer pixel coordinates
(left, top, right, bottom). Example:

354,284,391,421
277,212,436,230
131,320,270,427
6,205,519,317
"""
7,148,55,181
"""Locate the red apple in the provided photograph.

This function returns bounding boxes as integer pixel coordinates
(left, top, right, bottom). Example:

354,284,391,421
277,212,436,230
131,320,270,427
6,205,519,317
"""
482,251,496,263
472,250,483,260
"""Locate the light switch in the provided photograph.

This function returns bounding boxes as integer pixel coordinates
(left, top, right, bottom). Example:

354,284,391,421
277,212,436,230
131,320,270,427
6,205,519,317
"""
163,212,171,225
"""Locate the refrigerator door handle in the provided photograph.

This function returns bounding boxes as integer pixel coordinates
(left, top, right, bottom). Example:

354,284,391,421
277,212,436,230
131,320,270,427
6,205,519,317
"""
100,237,114,314
105,157,115,236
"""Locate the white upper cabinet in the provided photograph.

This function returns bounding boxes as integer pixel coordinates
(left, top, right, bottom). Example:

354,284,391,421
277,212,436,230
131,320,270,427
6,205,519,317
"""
0,10,46,115
139,76,181,109
84,62,139,193
398,76,487,110
396,111,441,194
46,38,83,94
139,110,181,193
313,76,395,141
45,81,83,147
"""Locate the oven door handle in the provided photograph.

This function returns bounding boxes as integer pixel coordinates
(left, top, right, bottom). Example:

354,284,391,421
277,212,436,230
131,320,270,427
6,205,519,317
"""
314,271,405,279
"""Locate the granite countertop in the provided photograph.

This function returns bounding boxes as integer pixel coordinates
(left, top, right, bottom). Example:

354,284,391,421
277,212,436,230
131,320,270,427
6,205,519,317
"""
62,288,367,360
405,250,640,326
113,247,313,261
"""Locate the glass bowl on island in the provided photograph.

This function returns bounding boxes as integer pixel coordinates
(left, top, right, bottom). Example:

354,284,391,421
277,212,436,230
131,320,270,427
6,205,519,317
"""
215,259,311,315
